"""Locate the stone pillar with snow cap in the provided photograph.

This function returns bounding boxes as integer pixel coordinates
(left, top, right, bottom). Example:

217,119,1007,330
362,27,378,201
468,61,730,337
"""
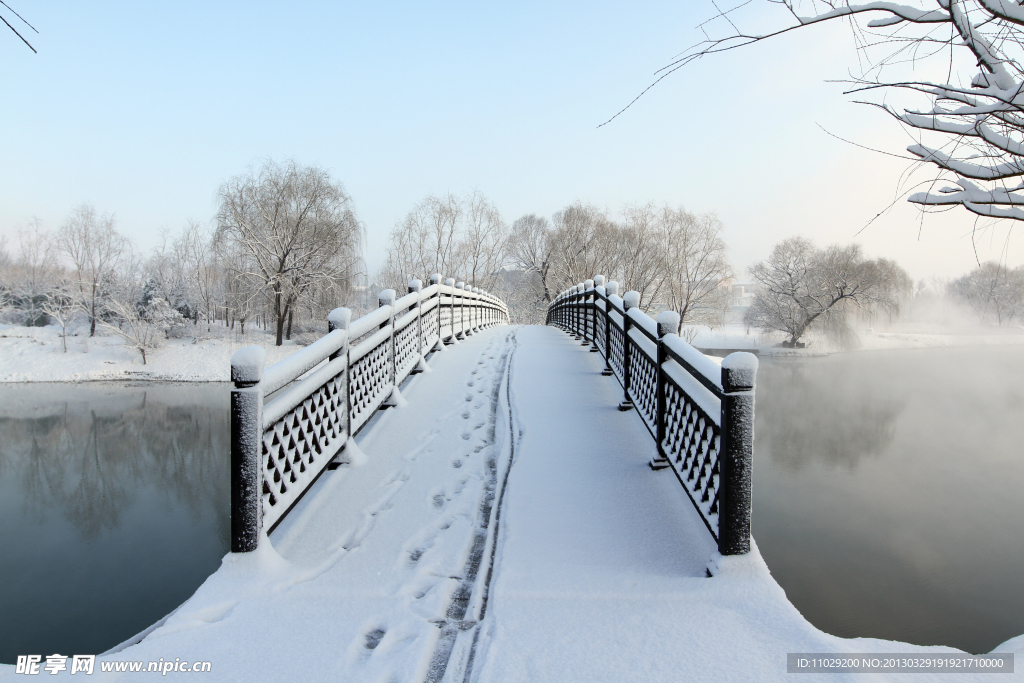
618,291,641,411
327,307,353,448
718,352,758,555
651,310,681,470
230,345,267,553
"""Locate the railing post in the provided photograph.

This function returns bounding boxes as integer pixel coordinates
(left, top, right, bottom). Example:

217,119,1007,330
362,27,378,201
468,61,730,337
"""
445,278,457,344
719,352,758,556
430,274,444,351
618,291,640,411
379,289,397,404
582,279,594,346
409,278,426,374
589,277,603,352
472,287,480,332
328,307,352,465
230,345,267,553
575,284,584,339
651,311,681,471
456,282,467,338
602,281,617,376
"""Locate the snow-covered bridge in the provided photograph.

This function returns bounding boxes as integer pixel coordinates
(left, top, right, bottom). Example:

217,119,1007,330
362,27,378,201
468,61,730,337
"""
100,279,1012,682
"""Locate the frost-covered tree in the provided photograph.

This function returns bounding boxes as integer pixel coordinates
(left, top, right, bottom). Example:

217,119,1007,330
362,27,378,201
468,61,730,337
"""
617,0,1024,225
745,237,906,346
216,160,363,346
100,267,184,365
40,278,77,352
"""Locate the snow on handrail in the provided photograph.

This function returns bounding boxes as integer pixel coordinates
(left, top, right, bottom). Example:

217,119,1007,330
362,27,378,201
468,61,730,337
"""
229,276,511,553
545,275,756,558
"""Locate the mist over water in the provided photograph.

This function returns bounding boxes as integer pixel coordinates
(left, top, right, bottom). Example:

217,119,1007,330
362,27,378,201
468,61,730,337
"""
753,346,1024,654
0,383,230,664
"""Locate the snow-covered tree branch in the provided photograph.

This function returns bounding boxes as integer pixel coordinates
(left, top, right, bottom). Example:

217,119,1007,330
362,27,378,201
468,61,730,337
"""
617,0,1024,223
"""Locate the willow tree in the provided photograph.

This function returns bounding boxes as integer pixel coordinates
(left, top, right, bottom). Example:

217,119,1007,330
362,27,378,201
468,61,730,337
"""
216,160,363,346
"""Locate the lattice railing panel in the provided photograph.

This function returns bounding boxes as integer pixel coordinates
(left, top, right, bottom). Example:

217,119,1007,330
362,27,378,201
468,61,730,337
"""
261,370,347,529
440,305,452,341
349,341,390,433
395,318,420,381
423,304,440,349
663,379,721,537
627,339,658,431
609,320,625,380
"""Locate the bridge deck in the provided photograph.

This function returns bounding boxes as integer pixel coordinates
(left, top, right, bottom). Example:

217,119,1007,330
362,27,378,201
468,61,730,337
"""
109,326,965,682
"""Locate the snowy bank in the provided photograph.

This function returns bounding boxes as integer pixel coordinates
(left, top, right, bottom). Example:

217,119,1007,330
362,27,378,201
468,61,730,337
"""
0,324,298,383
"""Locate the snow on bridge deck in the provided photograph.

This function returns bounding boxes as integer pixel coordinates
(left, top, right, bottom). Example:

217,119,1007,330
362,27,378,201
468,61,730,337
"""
88,326,1017,683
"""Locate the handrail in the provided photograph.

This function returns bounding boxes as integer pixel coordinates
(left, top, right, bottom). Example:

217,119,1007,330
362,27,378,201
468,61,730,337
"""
229,275,510,552
546,275,757,557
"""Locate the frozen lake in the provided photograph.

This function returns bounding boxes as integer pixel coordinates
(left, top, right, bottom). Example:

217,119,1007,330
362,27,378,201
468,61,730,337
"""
753,345,1024,654
0,383,230,664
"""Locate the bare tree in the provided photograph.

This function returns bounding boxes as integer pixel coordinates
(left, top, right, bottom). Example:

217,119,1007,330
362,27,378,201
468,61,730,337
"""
57,205,129,337
745,237,906,346
460,191,508,288
216,160,363,346
658,207,732,326
9,219,58,326
549,202,619,293
632,0,1024,225
380,193,464,289
951,261,1024,324
508,214,554,303
617,204,667,310
174,220,221,330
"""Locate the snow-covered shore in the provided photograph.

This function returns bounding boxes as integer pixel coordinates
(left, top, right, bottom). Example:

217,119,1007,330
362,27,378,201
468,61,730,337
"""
2,320,1023,385
0,324,299,383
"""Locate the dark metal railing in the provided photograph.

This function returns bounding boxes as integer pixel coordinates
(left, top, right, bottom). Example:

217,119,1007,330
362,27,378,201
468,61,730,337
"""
545,276,757,556
230,276,510,552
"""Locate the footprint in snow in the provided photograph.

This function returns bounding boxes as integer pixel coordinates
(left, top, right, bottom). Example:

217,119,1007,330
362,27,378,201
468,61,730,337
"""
364,628,386,650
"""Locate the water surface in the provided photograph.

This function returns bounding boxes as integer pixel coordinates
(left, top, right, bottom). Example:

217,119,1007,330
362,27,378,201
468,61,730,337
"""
0,383,229,664
753,346,1024,654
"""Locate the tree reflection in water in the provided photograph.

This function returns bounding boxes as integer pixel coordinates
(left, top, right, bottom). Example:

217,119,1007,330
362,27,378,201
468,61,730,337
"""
0,382,230,664
755,355,908,470
752,347,1024,654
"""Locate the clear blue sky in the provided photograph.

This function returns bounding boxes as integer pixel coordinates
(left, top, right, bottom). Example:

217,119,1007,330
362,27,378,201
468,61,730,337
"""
2,0,1020,281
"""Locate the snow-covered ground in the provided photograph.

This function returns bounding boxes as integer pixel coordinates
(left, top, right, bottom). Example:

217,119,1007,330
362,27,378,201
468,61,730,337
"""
0,324,298,382
3,326,1019,681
